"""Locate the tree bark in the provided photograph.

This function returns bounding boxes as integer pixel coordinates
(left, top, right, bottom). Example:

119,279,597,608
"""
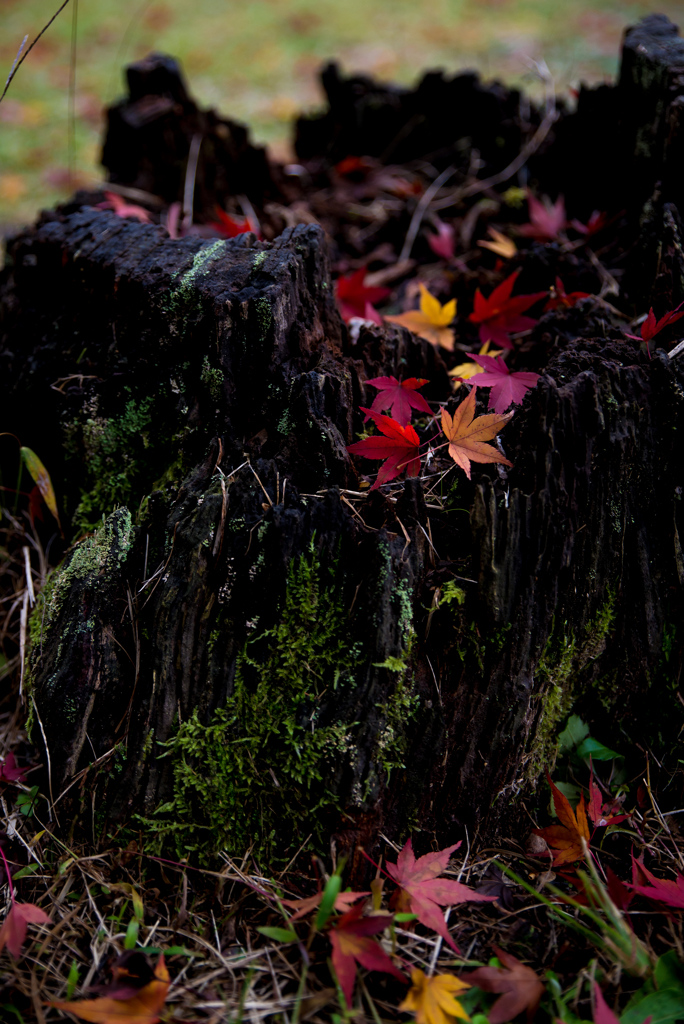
1,14,684,871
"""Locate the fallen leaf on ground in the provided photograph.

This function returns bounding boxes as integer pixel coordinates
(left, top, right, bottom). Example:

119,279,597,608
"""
544,275,592,312
95,191,152,223
628,853,684,909
440,388,513,480
400,968,470,1024
20,446,62,532
571,210,608,237
532,769,591,866
478,227,517,259
465,945,544,1024
336,269,390,322
385,283,457,350
364,376,432,426
427,219,455,261
280,889,369,921
587,772,629,829
347,409,421,489
467,354,540,413
386,838,496,952
518,193,567,241
329,903,405,1009
468,270,545,348
0,902,50,959
624,302,684,355
0,753,27,785
51,954,170,1024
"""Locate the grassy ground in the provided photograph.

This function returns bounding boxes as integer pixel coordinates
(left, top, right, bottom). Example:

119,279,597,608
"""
0,0,682,228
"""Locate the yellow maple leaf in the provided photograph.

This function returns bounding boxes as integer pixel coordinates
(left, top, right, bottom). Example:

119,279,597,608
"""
441,387,513,479
399,969,470,1024
449,343,504,390
385,283,457,350
477,228,517,259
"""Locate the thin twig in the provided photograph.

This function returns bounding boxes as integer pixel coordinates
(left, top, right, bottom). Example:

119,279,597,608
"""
0,1,72,105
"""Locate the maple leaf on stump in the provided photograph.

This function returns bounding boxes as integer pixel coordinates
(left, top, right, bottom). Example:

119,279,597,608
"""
386,838,496,952
440,388,513,480
624,301,684,355
465,946,544,1024
364,376,432,426
336,269,390,323
400,968,470,1024
347,409,421,489
532,769,591,866
467,354,540,414
385,283,457,351
51,953,170,1024
0,901,50,959
328,903,405,1009
468,270,545,349
544,275,592,312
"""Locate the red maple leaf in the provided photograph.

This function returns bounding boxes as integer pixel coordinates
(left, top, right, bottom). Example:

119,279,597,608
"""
627,853,684,909
0,902,50,959
592,981,652,1024
336,269,390,322
464,945,544,1024
468,270,545,349
329,903,405,1009
532,769,591,866
209,206,259,238
0,753,27,785
427,218,455,261
544,275,592,312
96,191,152,223
518,193,567,241
571,210,608,238
467,354,540,414
385,838,496,952
347,409,421,489
364,376,432,426
624,302,684,355
587,772,629,829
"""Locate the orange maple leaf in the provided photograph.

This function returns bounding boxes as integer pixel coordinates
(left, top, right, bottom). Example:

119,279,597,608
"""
440,388,513,479
280,889,369,921
532,769,591,866
400,968,470,1024
50,954,170,1024
385,284,457,350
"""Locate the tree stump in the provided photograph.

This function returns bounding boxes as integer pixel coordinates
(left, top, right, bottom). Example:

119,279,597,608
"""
1,13,684,871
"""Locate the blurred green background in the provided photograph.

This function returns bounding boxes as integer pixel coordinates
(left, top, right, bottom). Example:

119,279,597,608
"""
1,0,682,227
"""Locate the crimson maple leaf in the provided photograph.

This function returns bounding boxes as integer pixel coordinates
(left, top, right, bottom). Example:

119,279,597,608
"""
336,269,390,322
467,354,540,414
627,853,684,909
468,270,545,348
518,193,567,241
95,192,152,223
0,901,50,958
532,769,591,866
329,903,405,1009
209,206,259,238
587,772,629,829
465,946,544,1024
571,210,608,238
427,218,455,261
386,839,496,952
0,753,26,784
544,275,592,312
364,376,432,426
347,409,421,489
624,302,684,355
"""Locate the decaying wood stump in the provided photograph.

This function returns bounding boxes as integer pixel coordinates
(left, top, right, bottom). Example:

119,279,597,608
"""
1,14,684,870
